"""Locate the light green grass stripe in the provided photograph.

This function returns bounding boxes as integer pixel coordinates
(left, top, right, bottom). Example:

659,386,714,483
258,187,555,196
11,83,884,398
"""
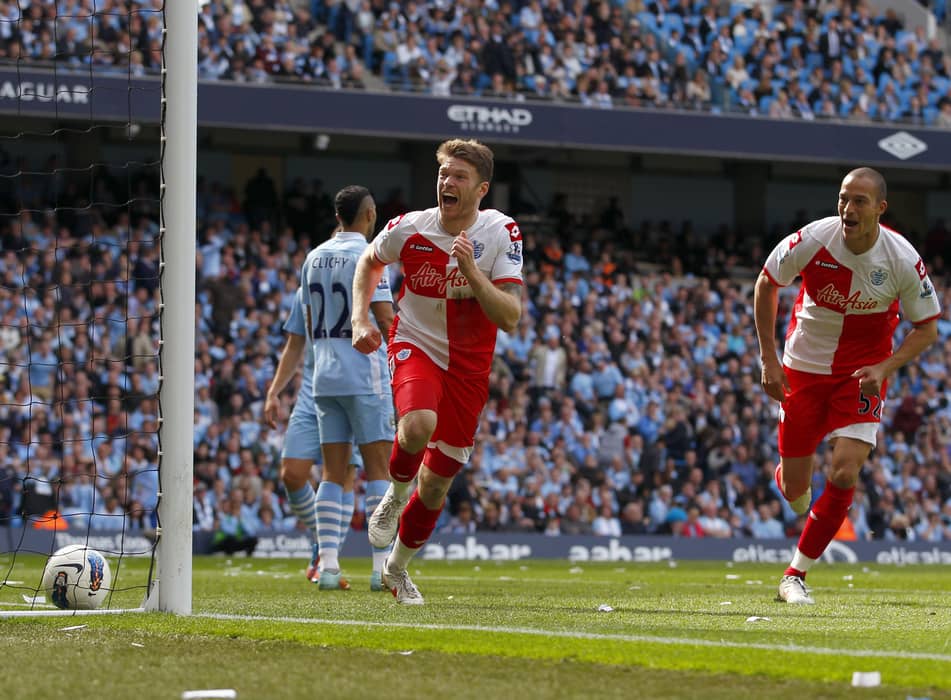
199,612,951,662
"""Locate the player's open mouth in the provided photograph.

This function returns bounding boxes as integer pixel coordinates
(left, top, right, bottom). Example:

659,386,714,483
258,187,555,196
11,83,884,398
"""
843,218,858,231
441,193,458,207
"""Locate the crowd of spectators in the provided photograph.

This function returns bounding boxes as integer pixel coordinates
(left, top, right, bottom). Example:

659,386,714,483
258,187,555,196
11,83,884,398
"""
1,150,950,548
1,1,950,126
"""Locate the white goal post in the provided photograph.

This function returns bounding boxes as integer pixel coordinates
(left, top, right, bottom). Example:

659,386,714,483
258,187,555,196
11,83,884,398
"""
0,1,197,618
147,0,198,615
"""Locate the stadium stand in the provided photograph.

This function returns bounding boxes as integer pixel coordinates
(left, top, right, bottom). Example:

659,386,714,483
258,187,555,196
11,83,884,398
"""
1,157,949,544
0,1,949,126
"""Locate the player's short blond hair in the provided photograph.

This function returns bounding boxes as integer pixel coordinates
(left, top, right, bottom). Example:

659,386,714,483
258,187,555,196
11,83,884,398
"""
436,139,494,184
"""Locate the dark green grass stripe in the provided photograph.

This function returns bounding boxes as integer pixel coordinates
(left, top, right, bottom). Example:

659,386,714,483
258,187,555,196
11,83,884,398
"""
199,611,951,662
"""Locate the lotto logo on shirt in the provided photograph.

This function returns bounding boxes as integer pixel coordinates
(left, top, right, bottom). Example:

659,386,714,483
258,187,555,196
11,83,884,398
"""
505,222,522,241
915,258,927,280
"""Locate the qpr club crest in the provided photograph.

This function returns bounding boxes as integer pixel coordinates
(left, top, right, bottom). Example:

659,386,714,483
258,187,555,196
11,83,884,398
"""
868,269,888,286
396,348,412,361
472,240,485,259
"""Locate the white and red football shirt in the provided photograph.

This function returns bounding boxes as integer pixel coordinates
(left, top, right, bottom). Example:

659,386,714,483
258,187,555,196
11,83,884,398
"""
373,207,524,375
763,216,941,375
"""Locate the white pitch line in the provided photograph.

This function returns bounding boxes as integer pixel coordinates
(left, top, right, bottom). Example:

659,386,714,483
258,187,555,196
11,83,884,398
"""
198,612,951,663
362,574,950,596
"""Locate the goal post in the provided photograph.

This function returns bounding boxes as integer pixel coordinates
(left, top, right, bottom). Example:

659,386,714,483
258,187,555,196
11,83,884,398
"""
149,0,198,615
0,0,197,618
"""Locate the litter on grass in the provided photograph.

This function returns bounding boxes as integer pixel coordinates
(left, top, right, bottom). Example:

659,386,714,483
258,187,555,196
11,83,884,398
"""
58,624,87,631
851,671,881,688
745,616,772,623
597,604,615,613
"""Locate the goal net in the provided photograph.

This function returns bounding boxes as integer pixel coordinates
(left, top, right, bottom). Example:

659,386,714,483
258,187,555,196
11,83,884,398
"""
0,0,195,616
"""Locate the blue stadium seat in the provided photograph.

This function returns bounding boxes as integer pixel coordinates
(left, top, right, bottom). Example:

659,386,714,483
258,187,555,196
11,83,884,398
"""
784,36,803,53
637,12,657,31
734,35,754,54
934,0,946,21
805,53,824,72
924,106,938,125
841,56,854,78
382,51,399,82
663,14,684,35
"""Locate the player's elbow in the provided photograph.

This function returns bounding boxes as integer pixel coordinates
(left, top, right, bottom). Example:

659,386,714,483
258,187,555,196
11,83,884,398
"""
498,309,521,334
917,320,939,347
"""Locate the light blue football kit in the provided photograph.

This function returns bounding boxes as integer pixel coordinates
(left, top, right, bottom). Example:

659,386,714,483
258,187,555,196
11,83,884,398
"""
300,231,395,445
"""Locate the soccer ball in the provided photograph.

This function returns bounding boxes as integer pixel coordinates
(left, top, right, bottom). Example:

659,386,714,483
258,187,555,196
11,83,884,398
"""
41,545,112,610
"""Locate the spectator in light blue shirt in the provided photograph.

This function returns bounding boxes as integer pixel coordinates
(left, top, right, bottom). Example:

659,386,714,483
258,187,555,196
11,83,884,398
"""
750,503,786,538
569,357,596,411
90,491,127,531
28,338,57,401
636,401,663,444
563,242,591,276
592,355,624,402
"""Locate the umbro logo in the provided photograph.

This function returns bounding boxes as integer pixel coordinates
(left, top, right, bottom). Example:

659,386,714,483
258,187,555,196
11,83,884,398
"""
877,131,927,160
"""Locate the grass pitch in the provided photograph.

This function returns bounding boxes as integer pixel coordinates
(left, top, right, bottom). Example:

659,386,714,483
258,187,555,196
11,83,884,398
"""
1,554,948,699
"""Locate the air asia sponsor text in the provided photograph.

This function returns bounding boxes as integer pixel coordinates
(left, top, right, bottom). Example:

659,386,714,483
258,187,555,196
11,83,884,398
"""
407,261,470,295
814,284,878,310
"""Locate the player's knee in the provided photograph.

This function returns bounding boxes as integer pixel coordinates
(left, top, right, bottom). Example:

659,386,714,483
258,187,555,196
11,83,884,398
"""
828,461,861,489
779,458,812,499
398,411,436,451
280,460,311,491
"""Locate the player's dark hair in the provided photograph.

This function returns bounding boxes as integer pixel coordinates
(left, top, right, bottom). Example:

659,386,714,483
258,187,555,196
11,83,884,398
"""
846,167,887,202
437,138,494,183
334,185,372,227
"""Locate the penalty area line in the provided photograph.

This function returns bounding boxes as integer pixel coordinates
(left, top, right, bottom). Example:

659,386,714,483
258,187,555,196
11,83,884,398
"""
198,612,951,662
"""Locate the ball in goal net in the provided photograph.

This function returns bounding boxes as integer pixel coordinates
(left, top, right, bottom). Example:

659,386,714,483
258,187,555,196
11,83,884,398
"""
0,0,195,617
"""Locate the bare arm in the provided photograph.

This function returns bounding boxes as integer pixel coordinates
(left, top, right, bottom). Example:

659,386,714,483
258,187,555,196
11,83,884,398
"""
467,277,522,333
853,320,938,396
264,332,306,428
370,299,395,340
753,271,789,402
352,246,388,354
451,230,522,333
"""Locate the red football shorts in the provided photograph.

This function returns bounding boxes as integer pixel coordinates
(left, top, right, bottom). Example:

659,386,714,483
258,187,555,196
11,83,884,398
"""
778,367,887,458
389,341,488,452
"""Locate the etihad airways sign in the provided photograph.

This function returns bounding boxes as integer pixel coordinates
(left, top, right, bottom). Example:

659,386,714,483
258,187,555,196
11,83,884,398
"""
447,104,533,134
